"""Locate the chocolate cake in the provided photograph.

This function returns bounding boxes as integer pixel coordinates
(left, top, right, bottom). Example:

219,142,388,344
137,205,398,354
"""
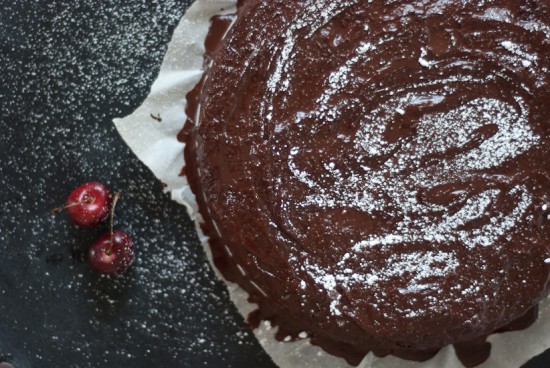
179,1,550,366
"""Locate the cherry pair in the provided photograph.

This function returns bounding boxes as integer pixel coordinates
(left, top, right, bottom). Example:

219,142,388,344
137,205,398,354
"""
50,182,135,275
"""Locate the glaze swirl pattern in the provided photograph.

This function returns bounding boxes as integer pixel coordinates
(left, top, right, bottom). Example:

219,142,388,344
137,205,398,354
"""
184,0,550,365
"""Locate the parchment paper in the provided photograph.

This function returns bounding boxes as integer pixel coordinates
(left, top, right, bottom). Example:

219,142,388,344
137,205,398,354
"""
113,1,550,366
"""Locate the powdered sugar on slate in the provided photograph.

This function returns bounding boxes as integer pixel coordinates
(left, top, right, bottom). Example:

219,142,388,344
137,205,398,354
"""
1,0,268,365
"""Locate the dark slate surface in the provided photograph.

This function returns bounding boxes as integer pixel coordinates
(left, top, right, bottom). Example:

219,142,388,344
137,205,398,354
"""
0,0,275,367
0,1,548,367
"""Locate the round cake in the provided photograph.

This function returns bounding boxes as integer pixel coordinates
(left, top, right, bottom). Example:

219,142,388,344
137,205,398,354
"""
181,0,550,366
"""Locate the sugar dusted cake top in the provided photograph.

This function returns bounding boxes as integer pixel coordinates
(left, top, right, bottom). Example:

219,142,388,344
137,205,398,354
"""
181,1,550,366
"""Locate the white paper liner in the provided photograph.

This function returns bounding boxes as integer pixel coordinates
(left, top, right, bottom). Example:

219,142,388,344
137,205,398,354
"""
113,1,550,367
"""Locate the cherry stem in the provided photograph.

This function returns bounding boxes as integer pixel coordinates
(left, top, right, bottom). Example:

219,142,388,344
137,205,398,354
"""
108,192,122,254
49,196,94,215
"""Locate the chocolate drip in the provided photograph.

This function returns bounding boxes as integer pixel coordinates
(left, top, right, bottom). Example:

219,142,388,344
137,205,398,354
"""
495,305,539,333
454,336,492,368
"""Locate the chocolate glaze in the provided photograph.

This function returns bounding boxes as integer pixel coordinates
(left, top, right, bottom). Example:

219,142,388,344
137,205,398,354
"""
180,1,550,366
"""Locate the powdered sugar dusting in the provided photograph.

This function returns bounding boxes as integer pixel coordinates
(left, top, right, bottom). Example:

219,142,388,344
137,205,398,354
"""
259,1,549,320
302,250,460,317
293,96,538,250
266,1,355,96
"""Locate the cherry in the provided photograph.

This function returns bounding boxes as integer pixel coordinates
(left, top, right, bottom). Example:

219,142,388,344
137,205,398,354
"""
50,182,111,227
88,192,135,275
88,230,135,275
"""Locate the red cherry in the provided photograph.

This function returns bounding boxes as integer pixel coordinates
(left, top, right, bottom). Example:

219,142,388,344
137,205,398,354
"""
88,230,135,275
50,182,111,227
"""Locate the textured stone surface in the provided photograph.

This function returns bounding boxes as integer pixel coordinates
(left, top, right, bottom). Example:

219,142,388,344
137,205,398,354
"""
0,1,274,367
